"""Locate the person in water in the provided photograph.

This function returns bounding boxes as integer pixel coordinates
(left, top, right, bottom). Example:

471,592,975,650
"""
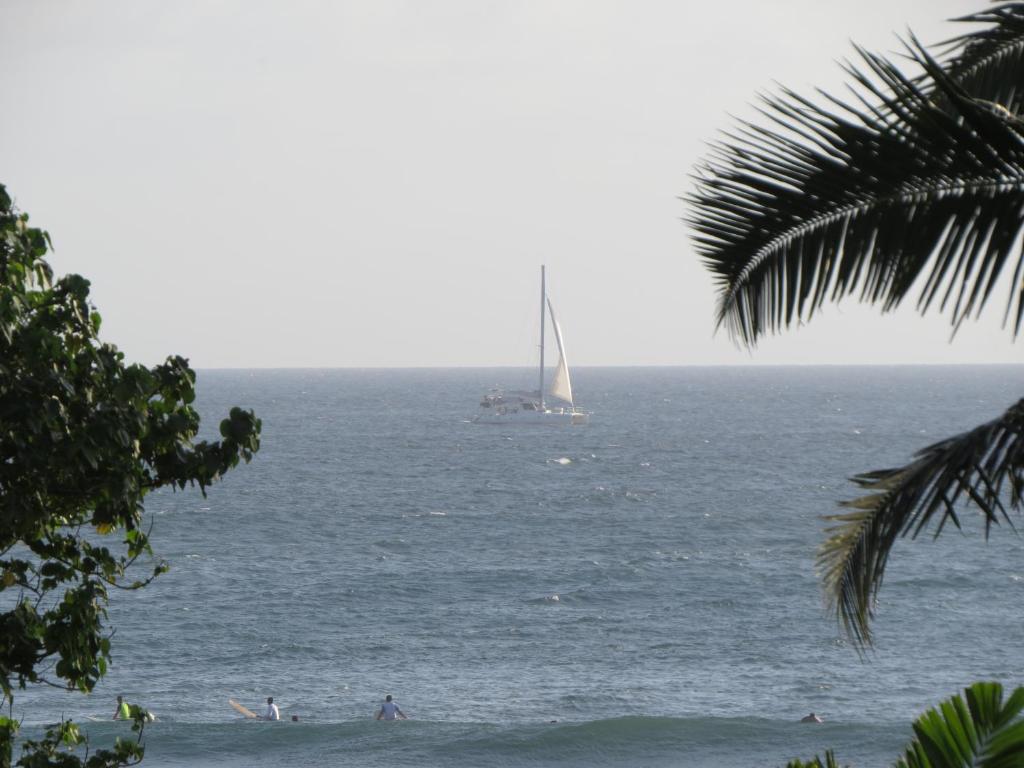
112,694,157,722
375,694,407,720
113,695,130,720
801,712,823,723
261,697,280,721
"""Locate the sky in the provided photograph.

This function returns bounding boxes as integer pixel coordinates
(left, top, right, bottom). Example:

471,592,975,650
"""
1,0,1020,368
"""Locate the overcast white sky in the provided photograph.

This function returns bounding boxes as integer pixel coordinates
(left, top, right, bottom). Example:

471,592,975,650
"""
1,0,1020,367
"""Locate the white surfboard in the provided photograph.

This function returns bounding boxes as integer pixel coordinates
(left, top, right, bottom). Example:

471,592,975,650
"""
90,712,157,723
229,699,258,719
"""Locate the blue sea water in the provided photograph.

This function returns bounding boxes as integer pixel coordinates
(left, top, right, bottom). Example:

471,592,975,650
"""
11,366,1024,767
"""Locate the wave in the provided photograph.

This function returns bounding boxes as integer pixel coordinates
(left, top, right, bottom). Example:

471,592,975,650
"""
36,715,913,768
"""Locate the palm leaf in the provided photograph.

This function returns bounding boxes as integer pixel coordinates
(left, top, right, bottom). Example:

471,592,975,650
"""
936,3,1024,113
688,37,1024,347
781,684,1024,768
894,682,1024,768
818,398,1024,647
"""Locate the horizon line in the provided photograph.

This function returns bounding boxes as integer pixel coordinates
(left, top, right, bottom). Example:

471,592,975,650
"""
188,361,1024,371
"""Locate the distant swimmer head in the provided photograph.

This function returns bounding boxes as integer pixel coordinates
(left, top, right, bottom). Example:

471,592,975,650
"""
291,715,299,722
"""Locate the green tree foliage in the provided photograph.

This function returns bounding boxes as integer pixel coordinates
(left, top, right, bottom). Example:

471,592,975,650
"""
688,3,1024,647
0,184,261,766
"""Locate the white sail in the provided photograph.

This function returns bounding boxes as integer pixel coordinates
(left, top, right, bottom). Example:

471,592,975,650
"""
473,267,588,425
546,297,573,405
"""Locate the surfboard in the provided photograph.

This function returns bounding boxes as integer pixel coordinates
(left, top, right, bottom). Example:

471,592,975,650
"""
229,699,258,719
87,712,157,723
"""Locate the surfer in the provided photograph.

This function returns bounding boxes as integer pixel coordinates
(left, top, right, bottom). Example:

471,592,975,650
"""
261,697,280,721
375,694,407,721
800,712,823,723
113,695,129,720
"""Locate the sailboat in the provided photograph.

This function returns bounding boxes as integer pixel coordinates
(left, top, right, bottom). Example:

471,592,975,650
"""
474,266,590,425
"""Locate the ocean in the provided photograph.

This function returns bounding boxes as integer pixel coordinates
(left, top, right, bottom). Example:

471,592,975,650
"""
11,366,1024,767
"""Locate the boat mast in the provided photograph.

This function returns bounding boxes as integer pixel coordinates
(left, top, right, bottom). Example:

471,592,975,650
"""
539,264,545,410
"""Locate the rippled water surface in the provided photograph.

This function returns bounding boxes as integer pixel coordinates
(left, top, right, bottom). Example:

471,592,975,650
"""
14,366,1024,767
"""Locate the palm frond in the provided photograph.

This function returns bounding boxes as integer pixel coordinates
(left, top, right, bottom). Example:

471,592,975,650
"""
894,682,1024,768
818,398,1024,648
937,3,1024,113
688,38,1024,346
